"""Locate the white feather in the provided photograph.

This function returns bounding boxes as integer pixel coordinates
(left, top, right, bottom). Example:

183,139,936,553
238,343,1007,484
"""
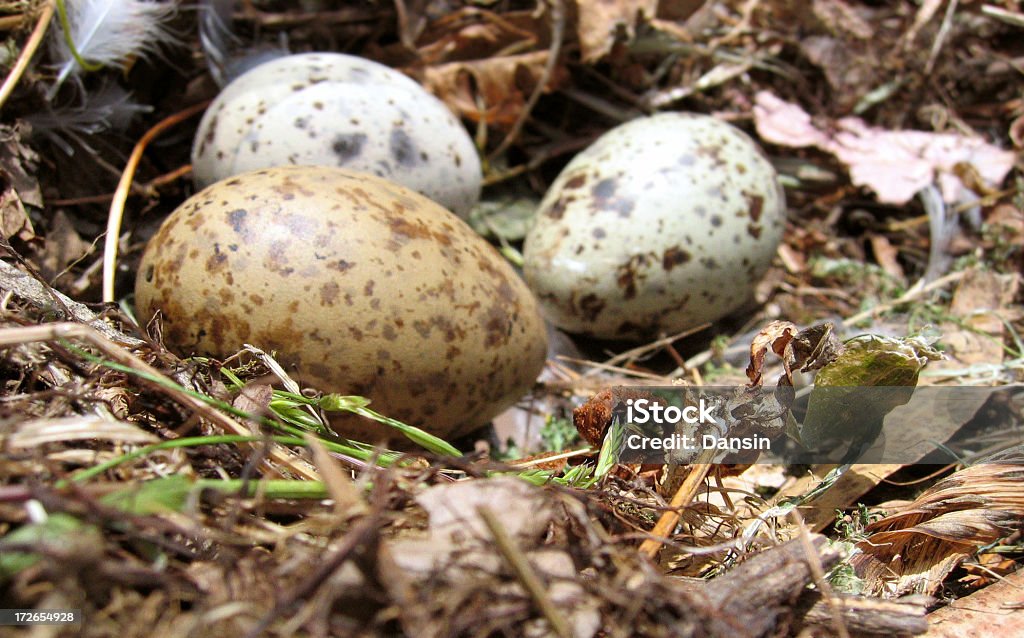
199,0,288,87
49,0,178,90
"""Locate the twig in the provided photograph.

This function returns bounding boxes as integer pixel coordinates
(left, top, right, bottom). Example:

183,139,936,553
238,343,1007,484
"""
595,324,710,373
486,0,564,161
842,269,965,327
0,0,55,110
102,101,210,303
0,258,143,346
0,14,28,31
478,505,573,638
638,448,717,559
48,164,194,206
925,0,959,75
791,512,851,638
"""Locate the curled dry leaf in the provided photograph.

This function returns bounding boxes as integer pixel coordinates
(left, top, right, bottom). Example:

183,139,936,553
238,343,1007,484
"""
576,0,658,63
851,446,1024,597
419,51,566,128
745,320,798,386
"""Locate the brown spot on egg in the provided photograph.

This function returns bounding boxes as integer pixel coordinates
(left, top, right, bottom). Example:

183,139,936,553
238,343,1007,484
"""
577,293,606,322
662,246,691,271
564,174,587,189
320,281,340,306
746,193,764,222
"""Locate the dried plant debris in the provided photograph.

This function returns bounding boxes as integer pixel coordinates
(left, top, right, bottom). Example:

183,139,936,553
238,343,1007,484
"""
851,446,1024,597
0,0,1021,636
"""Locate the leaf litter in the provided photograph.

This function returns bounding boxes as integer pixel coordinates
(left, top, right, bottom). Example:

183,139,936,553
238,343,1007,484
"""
0,0,1021,636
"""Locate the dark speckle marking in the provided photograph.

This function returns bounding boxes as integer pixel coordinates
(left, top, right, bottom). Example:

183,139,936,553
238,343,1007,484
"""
545,196,570,220
329,259,354,272
747,223,762,239
578,293,605,322
661,246,691,271
710,214,723,228
747,193,765,222
228,209,247,233
390,128,418,166
564,174,586,189
332,133,367,164
591,178,616,201
592,227,606,239
320,281,339,306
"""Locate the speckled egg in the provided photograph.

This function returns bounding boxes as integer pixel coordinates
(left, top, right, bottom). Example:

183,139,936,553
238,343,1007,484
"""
522,113,786,339
135,166,547,440
192,52,482,218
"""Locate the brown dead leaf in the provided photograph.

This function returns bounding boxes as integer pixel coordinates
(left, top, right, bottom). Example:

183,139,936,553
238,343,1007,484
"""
958,552,1020,589
576,0,657,63
745,320,798,386
851,446,1024,597
35,210,91,282
0,124,43,208
419,50,566,127
572,387,655,446
869,233,906,281
0,187,34,243
412,8,546,66
938,268,1020,366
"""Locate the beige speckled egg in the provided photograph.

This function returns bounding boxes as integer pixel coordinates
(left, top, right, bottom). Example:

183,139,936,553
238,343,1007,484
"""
135,166,547,440
523,113,786,340
192,52,482,218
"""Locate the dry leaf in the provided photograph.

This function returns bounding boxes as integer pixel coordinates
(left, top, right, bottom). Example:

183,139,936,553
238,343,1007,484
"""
576,0,658,63
419,51,565,127
36,210,91,282
937,269,1020,366
851,446,1024,597
745,320,798,386
753,92,1016,205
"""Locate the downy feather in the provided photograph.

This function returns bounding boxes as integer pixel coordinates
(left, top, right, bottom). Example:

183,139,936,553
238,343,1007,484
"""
28,83,152,155
49,0,178,92
199,0,287,87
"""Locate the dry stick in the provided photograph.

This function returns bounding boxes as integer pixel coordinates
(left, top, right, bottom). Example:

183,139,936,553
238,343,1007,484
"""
925,0,959,75
102,101,211,303
842,269,965,327
597,323,710,373
478,505,573,638
0,322,318,480
50,164,194,206
485,0,564,162
638,447,717,559
791,512,851,638
0,0,55,110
